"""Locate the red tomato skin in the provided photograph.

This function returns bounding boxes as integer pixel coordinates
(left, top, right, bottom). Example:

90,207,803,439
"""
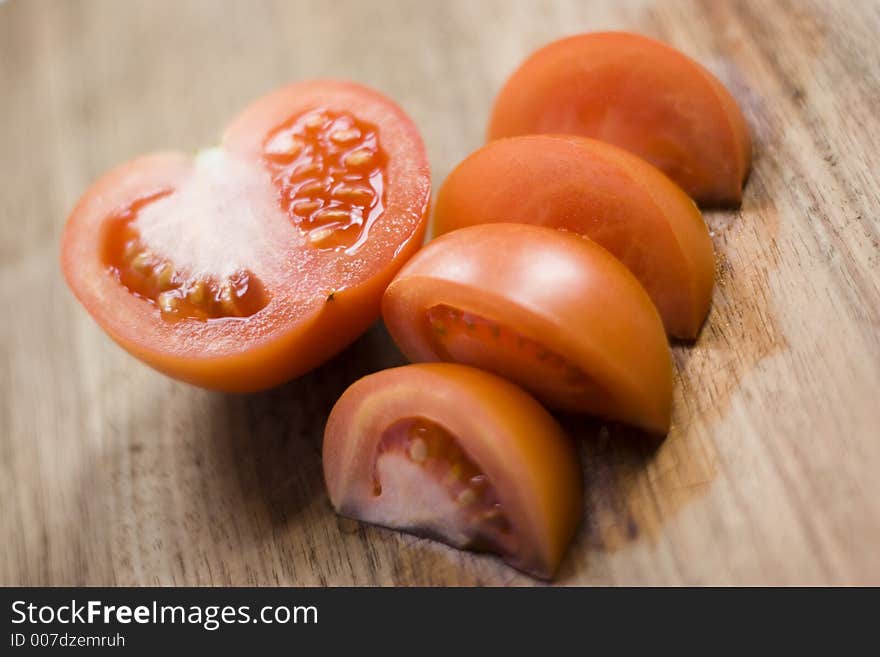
433,134,715,338
488,32,751,206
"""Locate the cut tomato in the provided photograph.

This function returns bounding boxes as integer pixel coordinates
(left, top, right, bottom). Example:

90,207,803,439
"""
433,135,715,338
382,224,673,434
323,363,582,579
61,80,430,391
487,32,751,205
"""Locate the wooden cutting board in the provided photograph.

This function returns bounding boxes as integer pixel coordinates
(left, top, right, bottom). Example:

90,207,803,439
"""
2,0,879,586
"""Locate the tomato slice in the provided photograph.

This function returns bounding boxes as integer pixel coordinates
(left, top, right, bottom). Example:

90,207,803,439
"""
487,32,751,206
433,135,715,339
323,363,582,579
61,81,430,391
382,223,673,434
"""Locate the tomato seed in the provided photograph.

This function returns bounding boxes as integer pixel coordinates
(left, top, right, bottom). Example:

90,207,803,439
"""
157,290,179,313
263,110,386,252
332,185,373,205
343,149,373,167
187,280,206,305
303,112,326,130
308,227,334,245
424,304,596,406
130,250,153,272
408,438,428,463
296,180,325,197
330,128,360,144
312,208,352,225
292,200,322,216
155,263,174,289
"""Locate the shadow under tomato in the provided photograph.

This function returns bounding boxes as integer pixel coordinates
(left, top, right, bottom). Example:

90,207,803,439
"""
39,321,410,585
557,417,662,551
554,146,784,582
204,320,408,531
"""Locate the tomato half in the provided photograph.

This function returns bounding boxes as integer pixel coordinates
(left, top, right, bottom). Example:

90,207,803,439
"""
433,135,715,339
382,224,673,434
323,363,582,579
487,32,751,206
61,80,430,391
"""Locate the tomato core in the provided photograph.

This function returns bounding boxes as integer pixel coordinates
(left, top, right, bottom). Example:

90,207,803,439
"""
263,109,386,252
374,416,515,552
103,191,271,321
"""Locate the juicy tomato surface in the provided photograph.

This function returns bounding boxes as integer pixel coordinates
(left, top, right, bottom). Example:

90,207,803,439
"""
61,80,430,391
487,32,751,206
433,135,715,339
323,363,583,579
382,224,673,434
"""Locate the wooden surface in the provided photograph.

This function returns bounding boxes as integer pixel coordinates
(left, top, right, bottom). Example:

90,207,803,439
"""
2,0,879,586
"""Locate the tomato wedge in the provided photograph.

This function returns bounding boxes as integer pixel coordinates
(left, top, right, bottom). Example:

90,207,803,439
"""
488,32,751,205
323,363,582,579
434,135,715,338
61,80,430,391
382,224,673,434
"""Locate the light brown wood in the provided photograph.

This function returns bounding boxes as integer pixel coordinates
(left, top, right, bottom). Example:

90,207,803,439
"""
2,0,879,586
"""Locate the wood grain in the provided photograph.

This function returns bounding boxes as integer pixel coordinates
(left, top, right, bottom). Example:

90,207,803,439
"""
2,0,879,586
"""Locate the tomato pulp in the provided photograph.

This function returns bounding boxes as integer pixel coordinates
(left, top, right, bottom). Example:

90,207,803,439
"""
323,363,583,579
61,81,431,391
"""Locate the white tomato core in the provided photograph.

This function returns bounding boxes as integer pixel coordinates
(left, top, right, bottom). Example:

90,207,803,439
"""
363,417,517,556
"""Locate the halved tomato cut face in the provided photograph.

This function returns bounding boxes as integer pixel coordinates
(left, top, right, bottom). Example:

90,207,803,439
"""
433,135,715,338
61,81,430,391
323,363,583,579
488,32,752,205
382,224,673,434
